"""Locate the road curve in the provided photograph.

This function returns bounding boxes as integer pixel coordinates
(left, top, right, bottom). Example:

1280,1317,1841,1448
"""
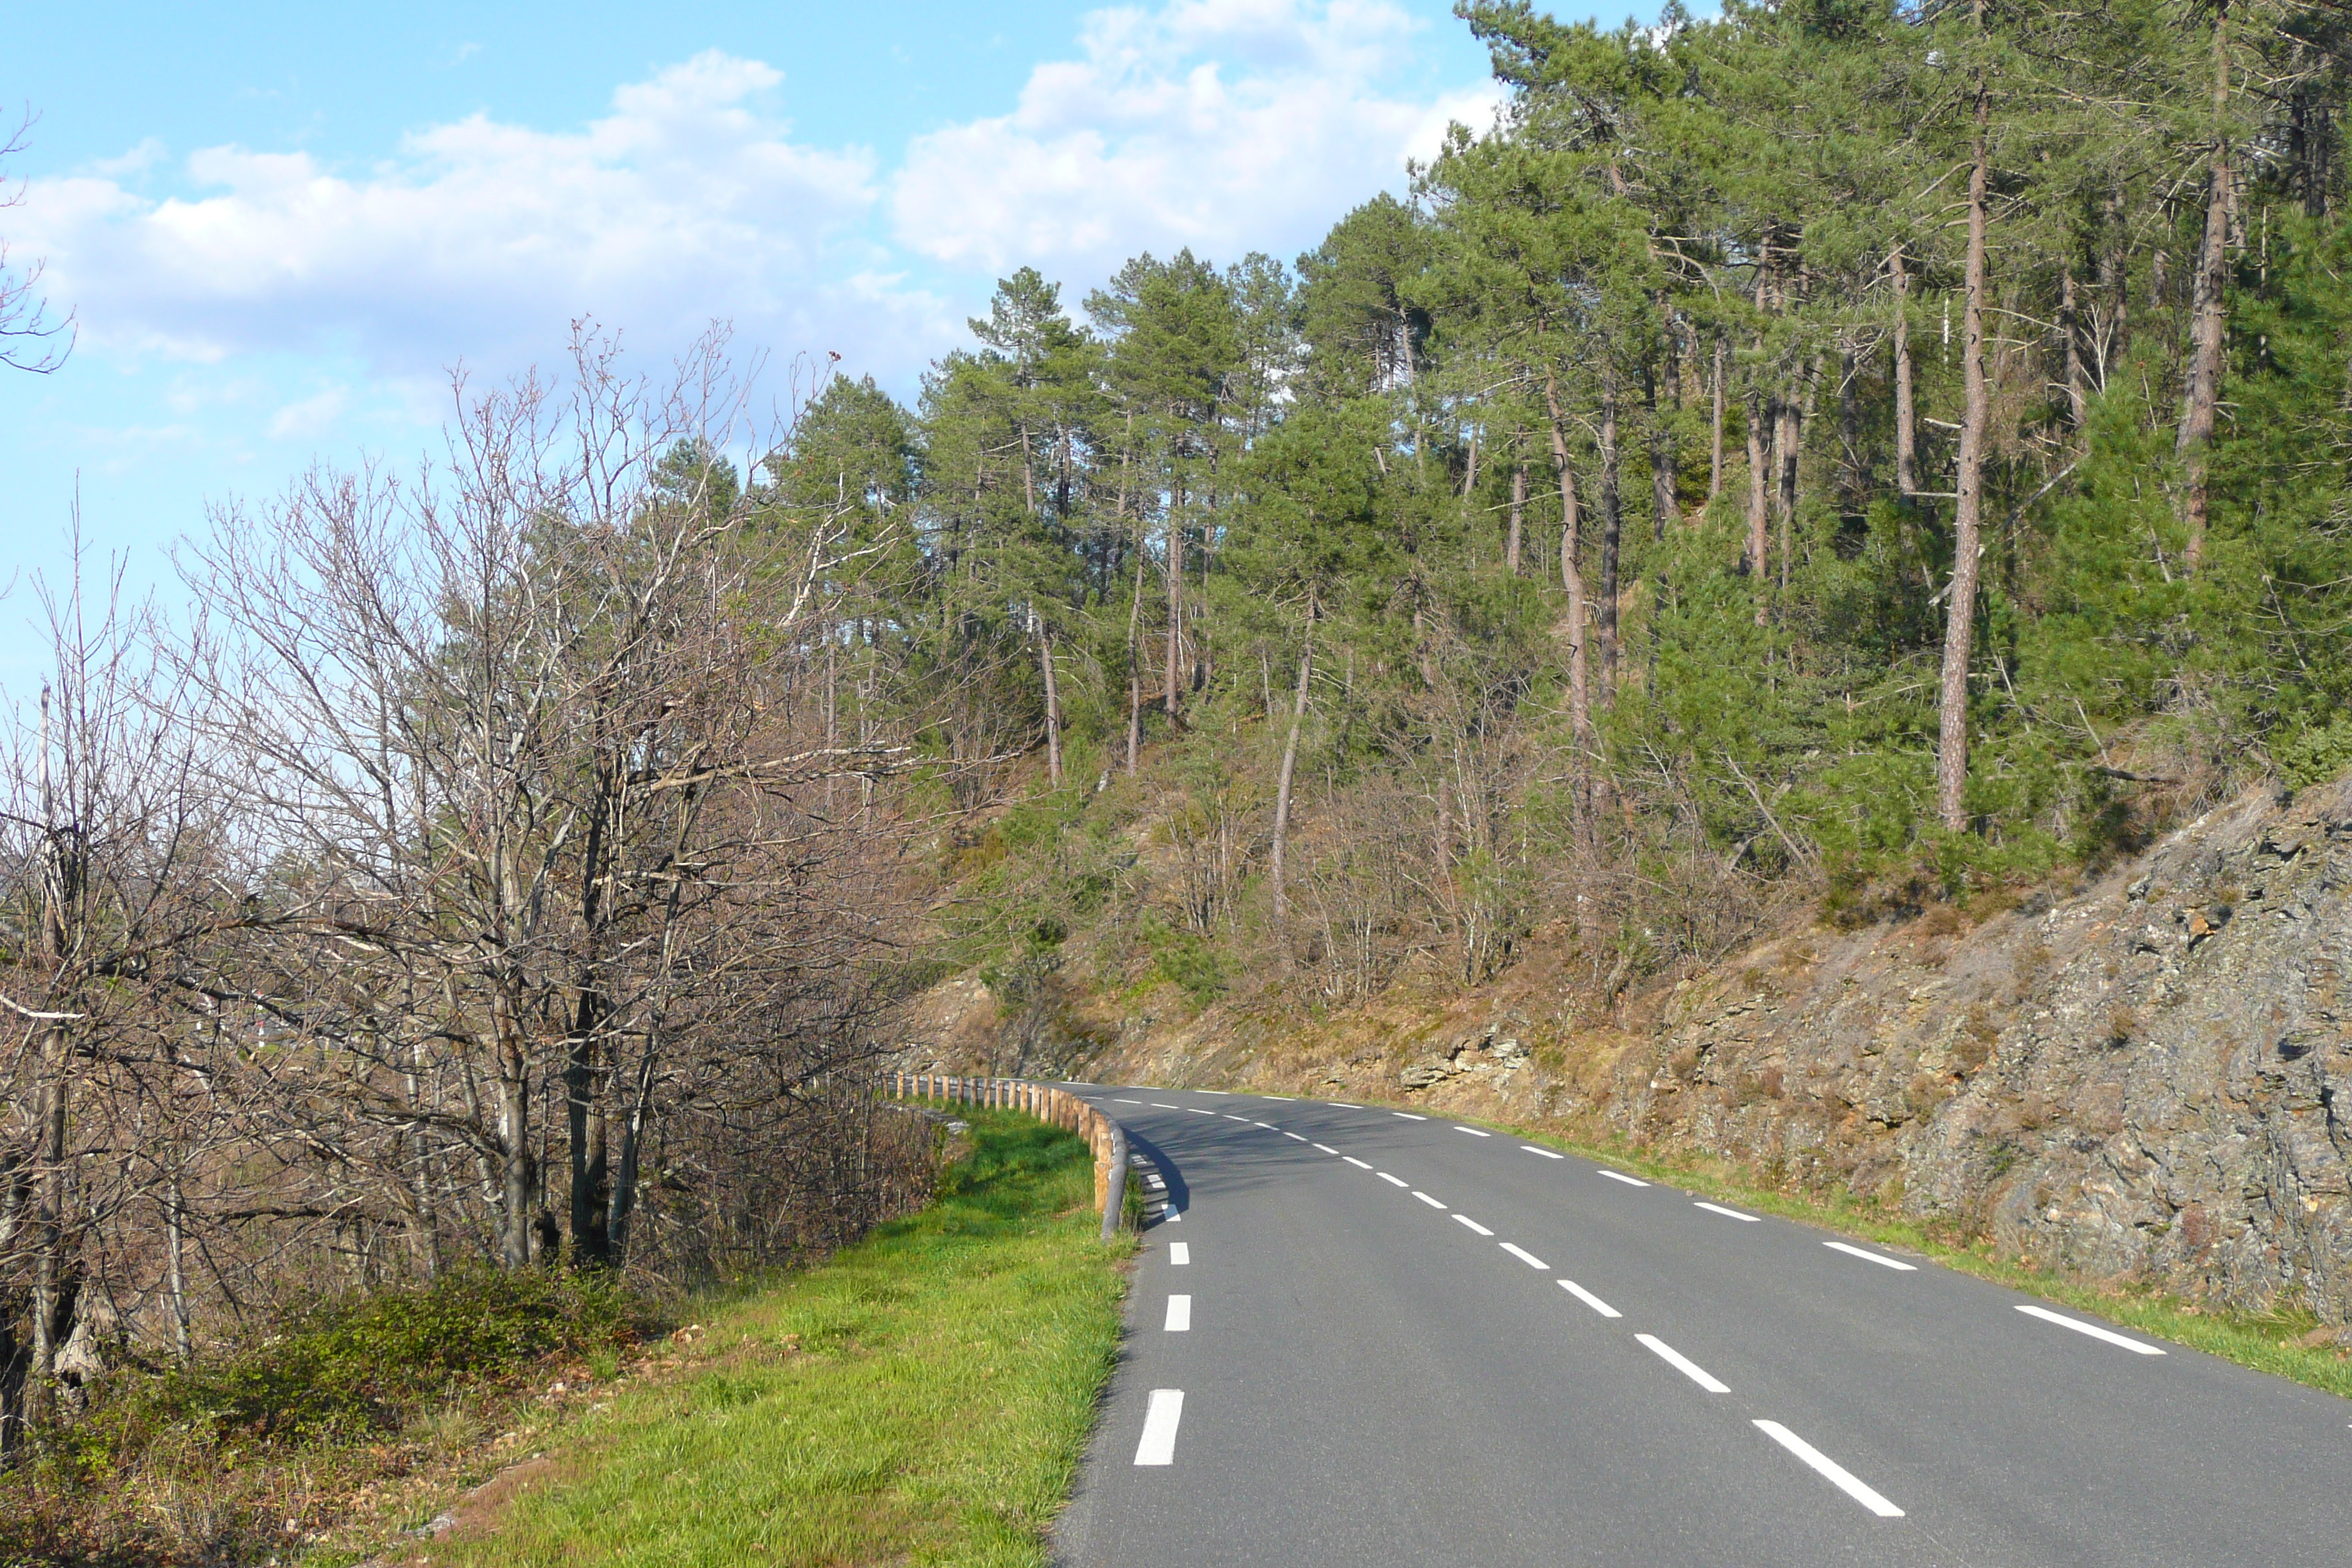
1052,1087,2352,1567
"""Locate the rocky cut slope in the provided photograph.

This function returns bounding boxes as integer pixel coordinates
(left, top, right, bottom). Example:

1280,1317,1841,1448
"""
895,775,2352,1324
1594,776,2352,1323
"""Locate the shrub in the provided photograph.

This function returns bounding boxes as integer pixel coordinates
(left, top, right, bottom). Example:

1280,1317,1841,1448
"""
89,1266,656,1452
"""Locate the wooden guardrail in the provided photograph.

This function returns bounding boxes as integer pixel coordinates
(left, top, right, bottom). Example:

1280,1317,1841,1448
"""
889,1072,1128,1240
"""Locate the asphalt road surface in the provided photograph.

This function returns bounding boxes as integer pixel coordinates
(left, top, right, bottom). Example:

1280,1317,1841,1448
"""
1052,1087,2352,1567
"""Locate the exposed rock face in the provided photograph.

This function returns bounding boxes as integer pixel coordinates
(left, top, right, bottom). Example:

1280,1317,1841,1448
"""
1604,778,2352,1322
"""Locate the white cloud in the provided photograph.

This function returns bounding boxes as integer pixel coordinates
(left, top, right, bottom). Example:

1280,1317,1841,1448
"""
18,52,937,377
891,0,1502,279
265,385,348,440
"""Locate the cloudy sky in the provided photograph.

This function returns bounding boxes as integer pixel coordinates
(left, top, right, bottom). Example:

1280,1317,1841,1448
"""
0,0,1637,687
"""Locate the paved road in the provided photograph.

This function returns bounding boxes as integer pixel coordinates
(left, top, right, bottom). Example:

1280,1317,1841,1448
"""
1052,1087,2352,1567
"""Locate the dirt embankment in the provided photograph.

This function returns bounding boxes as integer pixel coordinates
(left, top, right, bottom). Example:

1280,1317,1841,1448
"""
894,776,2352,1324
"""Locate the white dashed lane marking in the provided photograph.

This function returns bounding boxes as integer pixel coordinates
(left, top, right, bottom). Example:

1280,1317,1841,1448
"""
1164,1295,1191,1331
1825,1241,1917,1271
1453,1215,1495,1237
1754,1421,1905,1518
1393,1112,1428,1120
1134,1390,1184,1466
2015,1303,2166,1355
1637,1334,1730,1393
1454,1126,1492,1137
1413,1191,1447,1209
1343,1156,1373,1169
1378,1172,1409,1188
1696,1202,1761,1222
1597,1169,1650,1187
1521,1145,1565,1159
1500,1243,1548,1270
1560,1280,1621,1318
1283,1131,1308,1141
1169,1243,1190,1265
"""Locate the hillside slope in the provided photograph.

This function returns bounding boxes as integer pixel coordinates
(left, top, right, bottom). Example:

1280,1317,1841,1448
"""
898,774,2352,1325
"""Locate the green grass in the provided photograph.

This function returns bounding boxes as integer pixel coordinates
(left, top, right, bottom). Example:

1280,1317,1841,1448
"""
1349,1095,2352,1403
434,1112,1131,1567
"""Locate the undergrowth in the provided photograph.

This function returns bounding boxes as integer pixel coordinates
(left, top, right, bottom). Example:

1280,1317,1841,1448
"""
428,1112,1131,1567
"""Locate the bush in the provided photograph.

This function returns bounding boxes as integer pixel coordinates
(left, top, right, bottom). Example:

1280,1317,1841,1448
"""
93,1266,656,1450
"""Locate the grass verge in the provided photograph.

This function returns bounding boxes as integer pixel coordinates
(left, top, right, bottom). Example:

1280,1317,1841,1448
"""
429,1111,1131,1567
1343,1094,2352,1403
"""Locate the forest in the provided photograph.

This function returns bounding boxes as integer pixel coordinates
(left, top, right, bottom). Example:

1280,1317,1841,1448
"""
6,0,2352,1461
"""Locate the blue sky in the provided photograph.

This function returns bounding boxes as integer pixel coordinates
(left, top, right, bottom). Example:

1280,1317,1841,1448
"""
0,1,1640,691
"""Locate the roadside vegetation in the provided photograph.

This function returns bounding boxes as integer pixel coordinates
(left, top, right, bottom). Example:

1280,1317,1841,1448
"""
428,1112,1129,1568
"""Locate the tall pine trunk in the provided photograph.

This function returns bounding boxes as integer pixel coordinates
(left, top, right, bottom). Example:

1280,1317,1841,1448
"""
1507,463,1526,574
1893,244,1919,495
1597,358,1622,703
1269,616,1313,929
2177,0,2232,575
1938,75,1992,834
1709,334,1727,504
1542,366,1593,813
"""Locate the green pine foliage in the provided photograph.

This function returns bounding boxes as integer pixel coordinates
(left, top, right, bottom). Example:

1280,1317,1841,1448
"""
775,1,2352,1011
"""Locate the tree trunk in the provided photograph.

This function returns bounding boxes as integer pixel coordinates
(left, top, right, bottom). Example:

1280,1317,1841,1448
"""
1938,78,1993,834
1164,489,1183,721
493,987,533,1267
1542,366,1593,813
1647,353,1678,536
2062,269,2088,429
2177,0,2232,575
24,1023,69,1426
1893,244,1919,496
1125,544,1146,774
1772,380,1801,597
1709,335,1727,504
1597,357,1622,704
1269,621,1313,929
1036,614,1063,785
1745,384,1771,622
1507,464,1526,575
564,1000,609,1268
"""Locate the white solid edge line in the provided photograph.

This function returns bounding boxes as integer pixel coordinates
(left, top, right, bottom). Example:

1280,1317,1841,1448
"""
1500,1242,1549,1270
1453,1214,1496,1237
1313,1142,1339,1154
1284,1131,1308,1141
1454,1126,1493,1137
1378,1172,1409,1187
2016,1303,2166,1354
1559,1280,1621,1317
1752,1420,1905,1517
1164,1294,1191,1332
1394,1112,1428,1120
1636,1333,1731,1392
1134,1389,1184,1466
1412,1191,1447,1208
1825,1240,1918,1271
1169,1242,1190,1265
1331,1102,1363,1109
1597,1169,1650,1187
1343,1156,1373,1169
1521,1145,1566,1159
1696,1201,1762,1222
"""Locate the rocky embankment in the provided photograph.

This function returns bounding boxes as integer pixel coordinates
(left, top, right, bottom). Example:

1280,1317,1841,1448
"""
1608,777,2351,1322
900,776,2352,1324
